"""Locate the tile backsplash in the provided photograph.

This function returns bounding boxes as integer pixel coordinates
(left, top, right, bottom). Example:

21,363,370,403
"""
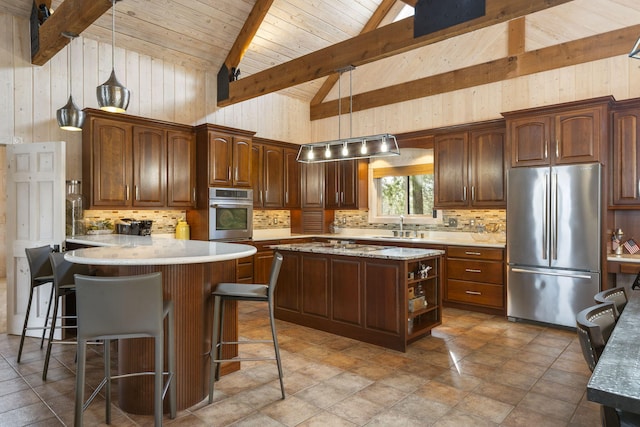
83,208,504,235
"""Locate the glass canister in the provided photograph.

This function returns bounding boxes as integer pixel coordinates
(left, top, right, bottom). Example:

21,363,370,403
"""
66,180,85,236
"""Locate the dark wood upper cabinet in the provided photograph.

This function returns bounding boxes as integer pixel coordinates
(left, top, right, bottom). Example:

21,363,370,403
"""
325,159,368,210
204,129,252,188
82,109,195,209
167,130,196,208
434,123,505,209
85,117,133,208
283,148,301,208
132,126,166,207
504,96,612,167
302,162,324,209
251,140,299,209
611,99,640,207
434,132,468,208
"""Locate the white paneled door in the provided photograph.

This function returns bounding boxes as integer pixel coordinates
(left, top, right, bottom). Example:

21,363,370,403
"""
6,141,65,337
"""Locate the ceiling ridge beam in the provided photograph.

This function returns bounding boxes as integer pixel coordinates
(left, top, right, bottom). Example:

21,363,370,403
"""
32,0,113,66
217,0,573,107
310,0,398,107
309,24,640,121
217,0,275,102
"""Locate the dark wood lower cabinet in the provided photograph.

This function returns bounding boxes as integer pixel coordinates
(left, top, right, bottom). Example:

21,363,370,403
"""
274,250,442,352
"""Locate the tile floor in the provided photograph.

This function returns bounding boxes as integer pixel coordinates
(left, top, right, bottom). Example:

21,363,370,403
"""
0,300,601,426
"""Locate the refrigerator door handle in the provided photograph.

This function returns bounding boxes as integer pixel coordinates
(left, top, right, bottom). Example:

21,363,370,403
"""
511,267,592,280
543,173,548,260
551,172,558,260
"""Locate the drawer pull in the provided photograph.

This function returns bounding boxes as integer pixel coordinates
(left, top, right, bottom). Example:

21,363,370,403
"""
465,268,482,273
465,251,482,256
465,290,482,295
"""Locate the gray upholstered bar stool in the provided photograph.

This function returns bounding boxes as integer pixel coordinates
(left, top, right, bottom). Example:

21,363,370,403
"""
73,272,176,427
18,245,55,363
594,286,628,320
576,303,640,427
42,252,90,381
209,252,284,404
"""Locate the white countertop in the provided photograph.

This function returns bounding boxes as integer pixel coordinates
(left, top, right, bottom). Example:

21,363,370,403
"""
65,234,256,265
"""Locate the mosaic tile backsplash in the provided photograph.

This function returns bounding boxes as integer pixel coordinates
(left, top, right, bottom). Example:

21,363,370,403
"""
83,208,504,235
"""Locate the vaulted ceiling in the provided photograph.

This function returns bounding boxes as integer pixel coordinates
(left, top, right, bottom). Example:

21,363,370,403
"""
3,0,640,120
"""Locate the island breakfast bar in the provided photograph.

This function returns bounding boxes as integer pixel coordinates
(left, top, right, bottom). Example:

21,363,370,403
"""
270,242,445,352
65,237,256,414
587,288,640,415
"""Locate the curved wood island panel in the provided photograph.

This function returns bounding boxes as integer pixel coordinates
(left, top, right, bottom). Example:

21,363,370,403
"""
65,237,256,415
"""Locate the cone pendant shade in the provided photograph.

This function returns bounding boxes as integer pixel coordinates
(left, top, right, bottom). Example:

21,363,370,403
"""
57,95,85,131
97,69,130,113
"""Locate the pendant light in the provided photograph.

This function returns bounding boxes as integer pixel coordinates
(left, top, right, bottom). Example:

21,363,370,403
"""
96,0,130,113
296,66,399,163
57,32,85,131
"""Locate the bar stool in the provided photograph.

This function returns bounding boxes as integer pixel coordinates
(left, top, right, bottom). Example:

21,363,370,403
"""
209,252,284,404
594,287,628,320
576,303,640,427
73,272,176,427
42,252,90,381
18,246,54,363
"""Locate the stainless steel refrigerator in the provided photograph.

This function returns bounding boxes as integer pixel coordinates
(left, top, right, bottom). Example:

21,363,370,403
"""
507,163,601,328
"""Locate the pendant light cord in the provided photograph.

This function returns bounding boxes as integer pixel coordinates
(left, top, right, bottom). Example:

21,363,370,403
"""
338,71,342,140
349,67,353,139
68,37,72,96
111,0,116,69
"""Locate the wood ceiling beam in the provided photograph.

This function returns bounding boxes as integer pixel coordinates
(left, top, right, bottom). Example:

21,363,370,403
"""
224,0,274,72
218,0,573,107
399,0,417,6
217,0,274,101
310,24,640,120
32,0,113,66
310,0,397,106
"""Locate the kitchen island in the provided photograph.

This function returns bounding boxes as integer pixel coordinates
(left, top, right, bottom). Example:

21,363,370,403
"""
64,236,256,414
270,242,445,351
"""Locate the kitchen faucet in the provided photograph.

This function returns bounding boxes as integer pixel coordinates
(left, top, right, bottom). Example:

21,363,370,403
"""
399,215,404,233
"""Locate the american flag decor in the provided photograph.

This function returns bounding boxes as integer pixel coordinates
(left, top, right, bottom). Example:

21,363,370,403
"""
624,238,640,254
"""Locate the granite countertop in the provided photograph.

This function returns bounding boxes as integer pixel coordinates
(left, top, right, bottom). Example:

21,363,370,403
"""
253,229,506,248
65,234,256,265
607,254,640,263
587,290,640,414
270,241,445,260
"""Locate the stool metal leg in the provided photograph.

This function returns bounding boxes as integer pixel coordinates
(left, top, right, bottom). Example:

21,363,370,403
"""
74,339,87,427
167,304,177,419
209,295,222,404
154,334,163,426
269,301,285,399
42,291,61,381
104,339,112,424
17,287,36,363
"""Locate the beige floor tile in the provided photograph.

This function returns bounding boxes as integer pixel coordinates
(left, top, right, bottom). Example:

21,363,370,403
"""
455,392,514,424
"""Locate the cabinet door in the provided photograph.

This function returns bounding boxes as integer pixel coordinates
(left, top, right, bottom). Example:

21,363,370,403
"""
263,145,284,208
555,106,603,164
302,162,324,208
331,258,362,325
339,160,359,209
208,132,232,186
233,137,252,187
167,130,195,207
324,161,340,209
132,126,166,207
301,255,330,318
469,129,505,207
434,132,468,207
284,148,301,208
251,143,263,207
508,115,552,167
91,119,133,207
611,109,640,206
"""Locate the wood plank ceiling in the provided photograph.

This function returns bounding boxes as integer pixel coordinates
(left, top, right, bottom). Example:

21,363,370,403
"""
3,0,640,120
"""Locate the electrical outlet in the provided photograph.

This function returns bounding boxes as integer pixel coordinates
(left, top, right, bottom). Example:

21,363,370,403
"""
448,217,458,227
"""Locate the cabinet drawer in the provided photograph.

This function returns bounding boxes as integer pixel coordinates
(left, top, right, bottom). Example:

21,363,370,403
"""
447,246,503,260
447,280,504,308
237,258,254,279
447,259,503,284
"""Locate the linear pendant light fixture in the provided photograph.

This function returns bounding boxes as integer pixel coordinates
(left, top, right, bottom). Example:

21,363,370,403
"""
630,36,640,59
296,66,399,163
57,32,85,131
96,0,130,113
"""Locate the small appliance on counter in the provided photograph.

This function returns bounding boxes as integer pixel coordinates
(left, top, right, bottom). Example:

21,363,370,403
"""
116,218,153,235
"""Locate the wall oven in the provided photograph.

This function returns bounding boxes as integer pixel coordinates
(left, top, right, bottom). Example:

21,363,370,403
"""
209,187,253,241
